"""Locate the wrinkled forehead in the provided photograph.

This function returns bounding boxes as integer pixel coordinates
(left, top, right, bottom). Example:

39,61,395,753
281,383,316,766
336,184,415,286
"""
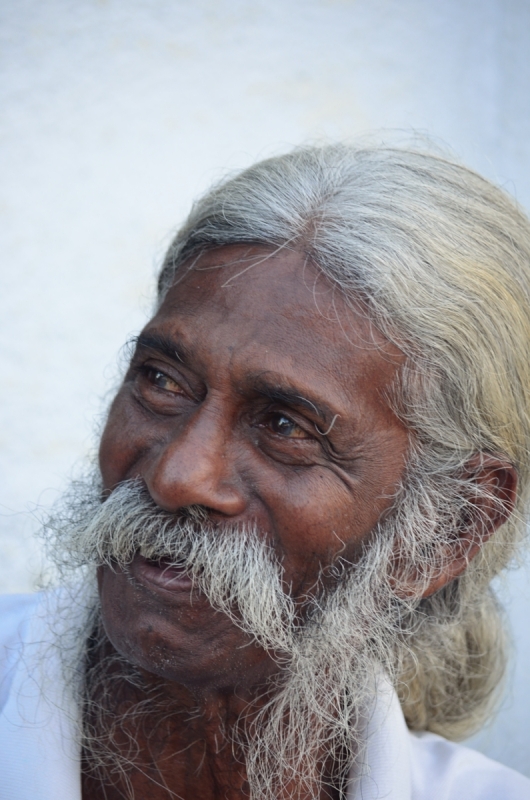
151,244,406,410
160,244,398,353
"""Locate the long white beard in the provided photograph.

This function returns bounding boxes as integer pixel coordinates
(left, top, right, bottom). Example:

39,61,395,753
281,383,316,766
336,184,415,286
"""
45,475,415,799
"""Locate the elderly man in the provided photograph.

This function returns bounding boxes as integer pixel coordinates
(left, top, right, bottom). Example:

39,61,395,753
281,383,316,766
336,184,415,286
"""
1,144,530,800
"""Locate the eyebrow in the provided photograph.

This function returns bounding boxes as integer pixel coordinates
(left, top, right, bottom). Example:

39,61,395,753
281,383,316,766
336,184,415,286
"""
248,374,335,427
133,332,191,365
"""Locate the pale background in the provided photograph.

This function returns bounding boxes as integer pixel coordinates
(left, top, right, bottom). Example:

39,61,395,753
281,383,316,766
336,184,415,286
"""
1,0,529,776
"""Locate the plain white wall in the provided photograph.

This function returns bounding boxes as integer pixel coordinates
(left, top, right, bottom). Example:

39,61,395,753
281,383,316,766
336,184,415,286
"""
1,0,529,775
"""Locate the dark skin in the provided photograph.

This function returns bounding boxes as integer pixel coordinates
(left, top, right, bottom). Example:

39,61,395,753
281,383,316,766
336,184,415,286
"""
85,245,517,799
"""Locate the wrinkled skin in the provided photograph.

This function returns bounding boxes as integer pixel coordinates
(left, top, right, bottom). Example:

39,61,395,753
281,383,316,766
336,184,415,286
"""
85,245,516,799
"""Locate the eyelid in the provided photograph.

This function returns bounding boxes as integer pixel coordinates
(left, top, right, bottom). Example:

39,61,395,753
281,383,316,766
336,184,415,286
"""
275,412,309,437
134,360,194,398
267,409,341,458
261,406,317,442
131,344,186,374
145,366,181,390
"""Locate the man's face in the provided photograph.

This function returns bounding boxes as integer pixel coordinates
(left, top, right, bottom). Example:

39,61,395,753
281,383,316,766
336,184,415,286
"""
97,245,410,689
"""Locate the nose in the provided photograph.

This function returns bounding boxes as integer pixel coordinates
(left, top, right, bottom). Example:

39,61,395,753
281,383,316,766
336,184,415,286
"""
143,403,247,518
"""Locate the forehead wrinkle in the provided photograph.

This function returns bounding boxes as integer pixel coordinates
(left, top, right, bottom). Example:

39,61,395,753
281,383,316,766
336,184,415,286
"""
154,245,405,422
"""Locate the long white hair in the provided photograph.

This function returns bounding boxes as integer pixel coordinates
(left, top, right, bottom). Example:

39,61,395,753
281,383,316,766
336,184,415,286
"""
156,141,530,740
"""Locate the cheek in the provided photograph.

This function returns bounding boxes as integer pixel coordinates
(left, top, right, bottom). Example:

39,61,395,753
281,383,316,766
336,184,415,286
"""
262,471,365,568
263,452,405,578
97,566,140,664
98,391,145,490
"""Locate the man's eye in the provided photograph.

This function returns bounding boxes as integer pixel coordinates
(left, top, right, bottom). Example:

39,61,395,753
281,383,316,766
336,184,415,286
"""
145,368,182,393
269,413,309,439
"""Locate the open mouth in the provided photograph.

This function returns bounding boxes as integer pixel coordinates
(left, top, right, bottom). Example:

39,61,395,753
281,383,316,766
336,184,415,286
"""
133,553,194,592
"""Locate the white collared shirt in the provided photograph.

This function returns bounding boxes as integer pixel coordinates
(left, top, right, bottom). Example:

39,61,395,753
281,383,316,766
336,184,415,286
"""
1,592,528,800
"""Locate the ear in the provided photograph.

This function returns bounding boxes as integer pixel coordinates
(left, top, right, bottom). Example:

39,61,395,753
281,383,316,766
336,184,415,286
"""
419,453,518,598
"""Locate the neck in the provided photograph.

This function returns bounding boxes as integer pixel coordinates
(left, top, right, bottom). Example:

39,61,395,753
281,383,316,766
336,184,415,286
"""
81,634,342,800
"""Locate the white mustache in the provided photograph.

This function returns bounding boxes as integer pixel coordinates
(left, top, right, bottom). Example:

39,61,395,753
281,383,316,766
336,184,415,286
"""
45,471,411,799
53,478,297,653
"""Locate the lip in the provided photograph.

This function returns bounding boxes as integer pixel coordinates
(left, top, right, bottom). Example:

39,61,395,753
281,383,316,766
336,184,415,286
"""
132,554,194,594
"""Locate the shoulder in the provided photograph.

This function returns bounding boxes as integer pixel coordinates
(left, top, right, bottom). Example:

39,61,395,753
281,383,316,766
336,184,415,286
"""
0,592,43,710
0,592,42,654
0,591,41,623
409,730,530,800
0,590,83,797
